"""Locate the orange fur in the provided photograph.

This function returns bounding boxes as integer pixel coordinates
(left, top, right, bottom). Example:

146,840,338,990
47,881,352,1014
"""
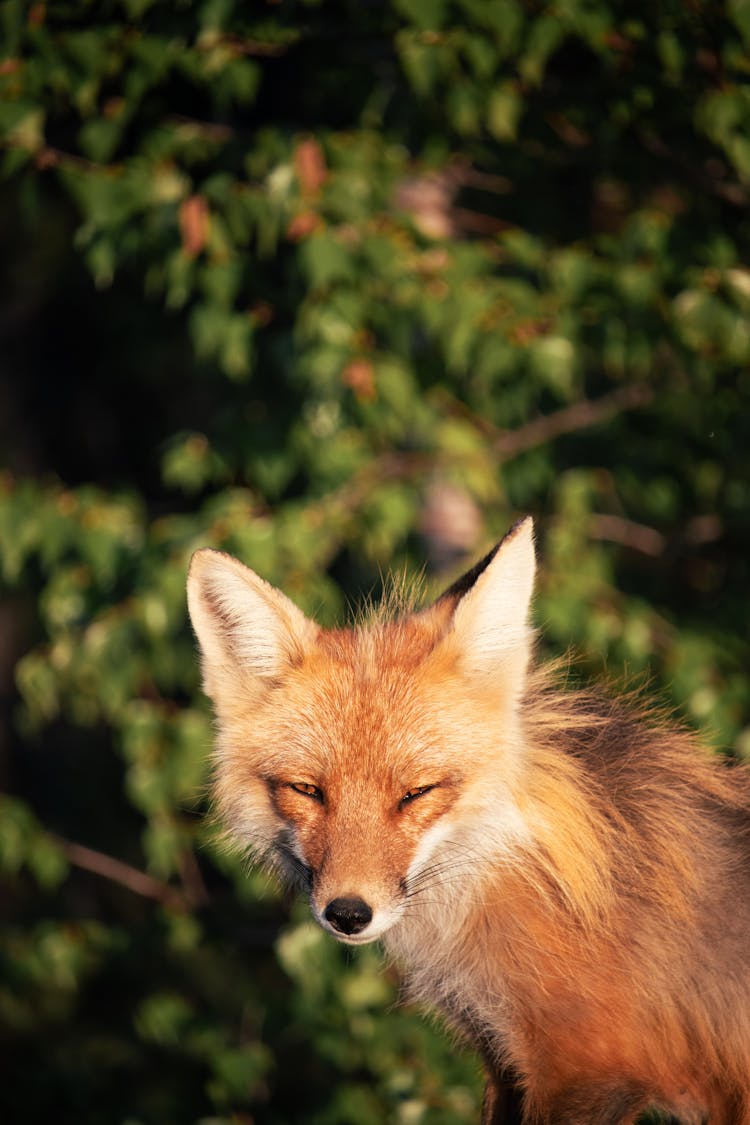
187,519,750,1124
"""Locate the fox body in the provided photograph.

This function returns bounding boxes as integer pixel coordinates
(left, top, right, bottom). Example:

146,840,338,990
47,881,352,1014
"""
187,519,750,1124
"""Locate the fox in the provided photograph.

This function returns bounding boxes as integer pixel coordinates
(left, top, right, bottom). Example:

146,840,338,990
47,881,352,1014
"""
187,517,750,1124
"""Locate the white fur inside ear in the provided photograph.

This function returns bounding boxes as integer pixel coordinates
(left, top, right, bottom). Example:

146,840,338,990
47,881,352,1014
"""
451,518,536,683
187,549,317,686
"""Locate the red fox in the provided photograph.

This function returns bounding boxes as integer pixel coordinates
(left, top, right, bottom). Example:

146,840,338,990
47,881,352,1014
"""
187,518,750,1124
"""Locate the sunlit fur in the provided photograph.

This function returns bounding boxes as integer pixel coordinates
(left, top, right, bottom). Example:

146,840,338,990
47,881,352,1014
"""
187,520,750,1125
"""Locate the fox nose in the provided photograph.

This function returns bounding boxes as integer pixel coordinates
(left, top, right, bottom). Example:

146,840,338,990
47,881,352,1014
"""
324,896,373,935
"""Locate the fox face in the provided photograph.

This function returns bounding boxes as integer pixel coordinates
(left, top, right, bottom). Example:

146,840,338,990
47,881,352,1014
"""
187,519,536,946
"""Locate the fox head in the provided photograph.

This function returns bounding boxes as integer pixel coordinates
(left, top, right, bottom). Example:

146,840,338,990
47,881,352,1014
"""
187,518,536,945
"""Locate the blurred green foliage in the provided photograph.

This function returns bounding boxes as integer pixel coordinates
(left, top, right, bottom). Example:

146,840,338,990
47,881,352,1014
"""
1,0,749,1121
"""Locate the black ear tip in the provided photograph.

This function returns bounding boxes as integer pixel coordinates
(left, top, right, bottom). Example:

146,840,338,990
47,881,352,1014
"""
506,515,534,541
435,516,534,605
508,516,535,557
437,542,500,603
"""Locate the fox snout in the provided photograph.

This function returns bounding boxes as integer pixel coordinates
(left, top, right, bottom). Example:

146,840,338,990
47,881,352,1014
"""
313,884,402,943
323,896,373,936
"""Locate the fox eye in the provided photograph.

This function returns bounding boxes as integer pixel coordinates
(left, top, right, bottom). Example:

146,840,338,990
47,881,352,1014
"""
288,781,324,803
400,784,436,808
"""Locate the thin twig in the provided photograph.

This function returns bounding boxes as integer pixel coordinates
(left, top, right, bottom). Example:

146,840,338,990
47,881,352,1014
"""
588,514,666,556
637,128,748,208
178,846,210,907
54,836,189,911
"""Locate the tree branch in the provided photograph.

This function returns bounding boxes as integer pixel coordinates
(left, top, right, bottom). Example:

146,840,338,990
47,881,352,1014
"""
491,384,653,459
589,512,723,556
55,837,190,911
588,514,666,556
318,386,654,540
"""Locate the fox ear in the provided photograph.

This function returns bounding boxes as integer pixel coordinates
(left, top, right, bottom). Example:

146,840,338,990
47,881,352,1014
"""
440,517,536,690
187,549,318,697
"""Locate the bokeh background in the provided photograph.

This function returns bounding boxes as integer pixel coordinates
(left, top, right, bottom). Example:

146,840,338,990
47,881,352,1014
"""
2,2,750,1122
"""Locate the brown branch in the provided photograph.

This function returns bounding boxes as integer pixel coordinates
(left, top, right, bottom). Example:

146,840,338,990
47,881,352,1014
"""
55,837,189,911
590,512,723,557
318,386,653,538
319,451,432,524
450,207,512,235
178,846,210,908
491,384,654,459
588,514,666,556
637,128,749,208
168,114,233,142
450,164,513,194
681,513,723,547
201,32,293,57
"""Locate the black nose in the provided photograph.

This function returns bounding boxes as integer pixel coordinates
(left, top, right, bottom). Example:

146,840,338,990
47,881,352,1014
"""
324,896,373,935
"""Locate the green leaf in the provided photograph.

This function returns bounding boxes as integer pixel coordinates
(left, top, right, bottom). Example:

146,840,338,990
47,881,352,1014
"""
487,82,522,141
394,0,449,30
300,230,355,288
78,117,122,163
